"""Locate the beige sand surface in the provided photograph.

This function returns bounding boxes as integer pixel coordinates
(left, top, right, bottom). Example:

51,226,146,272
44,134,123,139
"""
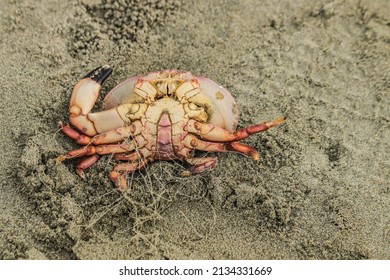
0,0,389,259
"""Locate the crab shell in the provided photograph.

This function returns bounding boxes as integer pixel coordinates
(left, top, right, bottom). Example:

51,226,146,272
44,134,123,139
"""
103,70,239,132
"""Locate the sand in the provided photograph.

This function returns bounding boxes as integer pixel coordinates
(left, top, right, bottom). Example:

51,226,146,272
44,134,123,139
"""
0,0,389,259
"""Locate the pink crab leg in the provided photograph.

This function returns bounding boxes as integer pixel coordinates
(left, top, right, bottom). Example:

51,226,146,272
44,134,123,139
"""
69,65,112,136
108,160,147,190
183,157,218,175
57,143,135,160
94,144,135,155
183,134,224,152
185,117,285,142
75,155,100,178
114,151,140,161
226,142,260,160
58,122,92,145
183,134,259,159
59,123,129,146
60,121,143,146
58,146,94,160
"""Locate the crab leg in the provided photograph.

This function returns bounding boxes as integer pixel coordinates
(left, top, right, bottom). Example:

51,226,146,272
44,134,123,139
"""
108,160,147,190
114,151,140,161
60,120,144,147
226,142,260,160
183,134,259,159
58,122,92,145
59,122,127,145
184,156,218,175
74,151,140,179
75,155,100,178
57,143,135,160
185,117,285,142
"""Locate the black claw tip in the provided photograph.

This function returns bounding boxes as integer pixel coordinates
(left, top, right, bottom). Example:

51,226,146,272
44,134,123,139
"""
83,65,113,85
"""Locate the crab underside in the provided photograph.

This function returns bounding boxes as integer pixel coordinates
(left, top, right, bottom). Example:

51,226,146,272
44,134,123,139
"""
58,65,284,189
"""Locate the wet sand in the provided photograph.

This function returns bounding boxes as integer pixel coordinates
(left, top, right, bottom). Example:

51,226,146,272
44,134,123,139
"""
0,0,389,259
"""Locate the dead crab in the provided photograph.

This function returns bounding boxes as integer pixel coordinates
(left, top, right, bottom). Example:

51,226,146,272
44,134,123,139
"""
58,65,284,189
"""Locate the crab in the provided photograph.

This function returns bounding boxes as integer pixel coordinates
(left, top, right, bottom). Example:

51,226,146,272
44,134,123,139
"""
58,65,284,189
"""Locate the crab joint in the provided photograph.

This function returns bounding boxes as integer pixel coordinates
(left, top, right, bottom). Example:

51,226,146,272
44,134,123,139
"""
190,138,198,147
69,105,82,117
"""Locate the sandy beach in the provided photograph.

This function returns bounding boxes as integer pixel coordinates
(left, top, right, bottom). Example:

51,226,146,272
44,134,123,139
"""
0,0,389,259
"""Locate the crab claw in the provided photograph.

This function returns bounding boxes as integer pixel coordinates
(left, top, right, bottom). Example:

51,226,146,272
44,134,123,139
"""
69,65,112,136
83,65,113,84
